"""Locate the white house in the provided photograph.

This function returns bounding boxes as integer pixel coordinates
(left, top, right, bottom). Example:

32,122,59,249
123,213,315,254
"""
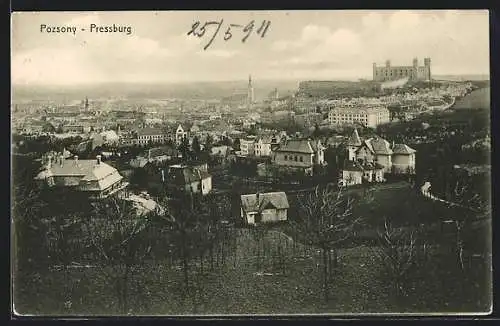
240,135,257,156
175,124,188,144
240,192,289,225
254,135,273,157
166,164,212,195
272,138,326,176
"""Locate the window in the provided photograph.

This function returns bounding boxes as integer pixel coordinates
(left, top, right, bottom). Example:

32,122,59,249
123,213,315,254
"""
284,155,288,160
300,156,303,162
295,156,298,162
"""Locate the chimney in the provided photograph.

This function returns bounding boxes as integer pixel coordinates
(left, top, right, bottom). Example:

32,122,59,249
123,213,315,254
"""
47,155,52,168
161,169,165,182
74,155,79,165
256,192,260,204
59,154,64,166
96,155,102,165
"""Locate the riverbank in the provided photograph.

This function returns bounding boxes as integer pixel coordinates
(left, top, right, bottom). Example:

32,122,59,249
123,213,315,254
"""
452,87,490,110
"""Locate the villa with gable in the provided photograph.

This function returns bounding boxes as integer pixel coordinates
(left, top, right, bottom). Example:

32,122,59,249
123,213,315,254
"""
340,128,416,186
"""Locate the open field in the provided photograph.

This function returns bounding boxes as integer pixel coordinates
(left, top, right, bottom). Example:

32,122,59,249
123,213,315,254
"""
14,230,490,315
13,181,491,315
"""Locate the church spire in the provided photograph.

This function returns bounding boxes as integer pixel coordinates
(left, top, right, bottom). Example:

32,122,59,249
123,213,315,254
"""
247,74,254,105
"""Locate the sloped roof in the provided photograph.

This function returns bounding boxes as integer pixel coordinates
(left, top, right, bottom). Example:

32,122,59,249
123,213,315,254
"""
130,157,148,168
147,145,178,158
125,194,163,216
325,136,345,147
357,140,375,154
366,137,393,155
256,134,274,144
347,129,362,146
211,145,229,156
275,139,314,154
392,144,416,154
36,159,123,191
168,166,211,185
72,140,91,153
241,192,289,213
309,139,325,151
100,130,119,141
136,128,165,136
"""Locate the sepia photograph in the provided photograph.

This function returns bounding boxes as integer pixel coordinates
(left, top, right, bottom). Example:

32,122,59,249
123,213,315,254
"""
11,10,492,316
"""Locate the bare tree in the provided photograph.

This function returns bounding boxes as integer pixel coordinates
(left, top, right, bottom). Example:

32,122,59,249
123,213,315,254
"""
82,197,152,314
373,219,418,298
250,223,267,272
201,193,231,271
446,179,487,270
295,184,359,302
156,193,208,312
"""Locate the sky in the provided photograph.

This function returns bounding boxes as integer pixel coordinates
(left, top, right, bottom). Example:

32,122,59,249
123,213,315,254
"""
11,10,490,85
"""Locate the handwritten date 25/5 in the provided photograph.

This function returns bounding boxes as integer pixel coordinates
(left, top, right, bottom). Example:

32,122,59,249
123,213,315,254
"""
187,19,271,50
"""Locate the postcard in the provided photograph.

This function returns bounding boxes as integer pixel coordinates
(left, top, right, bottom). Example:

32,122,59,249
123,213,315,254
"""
11,10,491,316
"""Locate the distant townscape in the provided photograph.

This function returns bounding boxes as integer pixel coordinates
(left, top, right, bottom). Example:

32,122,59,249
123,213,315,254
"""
12,57,491,315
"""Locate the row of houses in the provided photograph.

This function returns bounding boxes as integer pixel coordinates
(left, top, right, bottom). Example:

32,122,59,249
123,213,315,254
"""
35,152,214,202
35,151,286,224
34,153,287,225
122,124,189,146
243,128,416,183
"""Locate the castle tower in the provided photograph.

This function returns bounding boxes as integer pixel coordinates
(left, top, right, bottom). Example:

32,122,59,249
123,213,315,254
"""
385,60,391,68
424,58,431,81
247,75,255,106
412,58,418,80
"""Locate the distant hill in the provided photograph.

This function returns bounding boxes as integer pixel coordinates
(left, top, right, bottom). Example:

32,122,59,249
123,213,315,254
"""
12,80,299,102
433,74,490,82
298,80,379,98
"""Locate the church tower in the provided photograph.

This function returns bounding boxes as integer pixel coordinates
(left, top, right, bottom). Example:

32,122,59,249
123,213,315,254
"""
84,97,89,111
247,75,255,106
